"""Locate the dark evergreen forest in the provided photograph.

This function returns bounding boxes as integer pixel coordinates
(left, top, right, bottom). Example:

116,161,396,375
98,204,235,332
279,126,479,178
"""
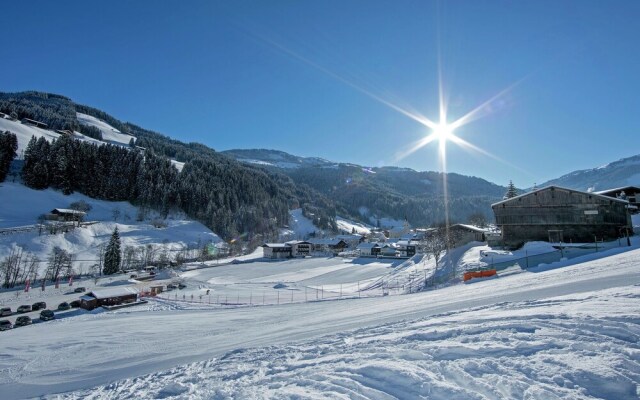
4,91,337,244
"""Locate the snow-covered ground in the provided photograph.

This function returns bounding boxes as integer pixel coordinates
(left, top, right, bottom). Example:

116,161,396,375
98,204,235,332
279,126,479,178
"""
1,242,639,399
76,112,135,146
0,182,219,275
336,216,373,235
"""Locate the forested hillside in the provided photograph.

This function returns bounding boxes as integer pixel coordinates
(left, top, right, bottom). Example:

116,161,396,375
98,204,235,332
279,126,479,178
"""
1,91,338,244
223,150,507,226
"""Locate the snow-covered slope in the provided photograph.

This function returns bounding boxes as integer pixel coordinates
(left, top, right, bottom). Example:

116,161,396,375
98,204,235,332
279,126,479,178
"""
0,117,61,155
76,112,136,146
539,153,640,191
221,149,335,169
1,244,639,399
336,216,372,235
0,182,219,274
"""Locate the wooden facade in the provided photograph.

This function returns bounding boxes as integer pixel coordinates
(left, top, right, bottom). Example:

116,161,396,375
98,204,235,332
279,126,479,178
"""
596,186,640,214
492,186,633,248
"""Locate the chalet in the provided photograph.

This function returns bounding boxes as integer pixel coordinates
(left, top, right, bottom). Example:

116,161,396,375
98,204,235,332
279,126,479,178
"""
335,234,365,248
21,118,48,129
396,240,416,257
48,208,86,222
449,224,487,247
357,242,381,257
261,243,292,259
80,287,138,310
596,186,640,214
492,185,633,249
285,240,312,257
379,244,400,257
308,238,348,254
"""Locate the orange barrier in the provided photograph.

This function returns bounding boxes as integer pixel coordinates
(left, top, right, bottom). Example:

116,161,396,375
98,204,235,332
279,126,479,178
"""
463,269,497,282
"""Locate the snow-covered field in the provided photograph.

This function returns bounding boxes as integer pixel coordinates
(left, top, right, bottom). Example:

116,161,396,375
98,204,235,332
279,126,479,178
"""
1,243,639,399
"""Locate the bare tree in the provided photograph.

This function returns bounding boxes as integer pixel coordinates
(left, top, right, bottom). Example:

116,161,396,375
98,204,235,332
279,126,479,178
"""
46,247,72,282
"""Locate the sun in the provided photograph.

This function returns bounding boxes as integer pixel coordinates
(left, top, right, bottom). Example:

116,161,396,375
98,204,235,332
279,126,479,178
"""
433,123,454,143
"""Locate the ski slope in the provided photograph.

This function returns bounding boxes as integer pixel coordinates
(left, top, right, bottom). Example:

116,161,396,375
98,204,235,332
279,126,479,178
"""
1,245,639,399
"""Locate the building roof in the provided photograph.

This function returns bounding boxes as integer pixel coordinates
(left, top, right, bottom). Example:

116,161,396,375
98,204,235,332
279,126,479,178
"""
88,286,138,300
51,208,86,216
308,238,347,246
284,240,311,245
595,186,640,195
491,185,630,207
261,243,291,248
335,234,363,240
451,224,488,233
357,242,380,249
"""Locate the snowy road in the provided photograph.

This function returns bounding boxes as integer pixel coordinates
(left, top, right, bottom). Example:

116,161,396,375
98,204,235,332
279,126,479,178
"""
1,248,639,398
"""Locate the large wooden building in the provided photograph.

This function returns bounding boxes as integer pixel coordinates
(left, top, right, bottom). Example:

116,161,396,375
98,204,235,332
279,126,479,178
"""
492,186,633,248
80,287,138,310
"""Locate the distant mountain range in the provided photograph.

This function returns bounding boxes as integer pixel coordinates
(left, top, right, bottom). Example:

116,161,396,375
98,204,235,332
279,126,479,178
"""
538,154,640,192
222,149,508,227
2,90,638,238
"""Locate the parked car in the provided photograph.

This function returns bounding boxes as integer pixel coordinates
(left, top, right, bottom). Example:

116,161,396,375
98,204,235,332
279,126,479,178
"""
167,283,178,290
40,309,55,321
57,302,71,311
0,307,11,316
178,283,187,289
14,316,32,327
17,305,32,313
0,320,12,331
73,287,86,293
32,301,47,311
70,300,81,308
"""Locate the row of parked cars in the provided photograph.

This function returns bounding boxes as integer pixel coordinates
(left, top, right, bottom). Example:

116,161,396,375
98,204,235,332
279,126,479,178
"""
0,299,83,331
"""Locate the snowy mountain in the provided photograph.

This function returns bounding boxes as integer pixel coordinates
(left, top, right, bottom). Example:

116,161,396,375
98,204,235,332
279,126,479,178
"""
223,148,507,227
221,148,334,169
538,153,640,192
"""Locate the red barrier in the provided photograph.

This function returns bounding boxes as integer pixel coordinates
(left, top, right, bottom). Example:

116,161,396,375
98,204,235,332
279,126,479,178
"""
463,269,497,282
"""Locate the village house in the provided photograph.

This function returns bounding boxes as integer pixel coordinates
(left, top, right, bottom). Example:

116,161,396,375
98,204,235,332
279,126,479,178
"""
596,186,640,214
448,224,488,247
308,238,348,255
335,234,365,248
395,240,417,257
356,242,381,257
80,287,138,310
48,208,86,223
492,185,633,249
285,240,312,257
261,243,293,259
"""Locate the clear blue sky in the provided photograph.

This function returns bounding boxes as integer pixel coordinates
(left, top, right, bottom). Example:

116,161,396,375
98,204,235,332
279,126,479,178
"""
2,1,639,186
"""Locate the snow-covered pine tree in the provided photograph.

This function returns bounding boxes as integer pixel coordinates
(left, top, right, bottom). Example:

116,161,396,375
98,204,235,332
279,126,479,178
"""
503,180,518,199
103,227,122,275
0,130,18,182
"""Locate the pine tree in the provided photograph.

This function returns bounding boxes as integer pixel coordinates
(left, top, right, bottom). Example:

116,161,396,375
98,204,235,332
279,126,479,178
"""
0,130,18,182
504,180,518,199
103,227,121,275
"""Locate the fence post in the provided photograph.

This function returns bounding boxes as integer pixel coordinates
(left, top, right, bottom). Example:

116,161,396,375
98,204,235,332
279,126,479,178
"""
249,292,252,305
263,292,265,305
594,236,598,252
277,291,280,305
305,287,308,302
358,281,361,298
